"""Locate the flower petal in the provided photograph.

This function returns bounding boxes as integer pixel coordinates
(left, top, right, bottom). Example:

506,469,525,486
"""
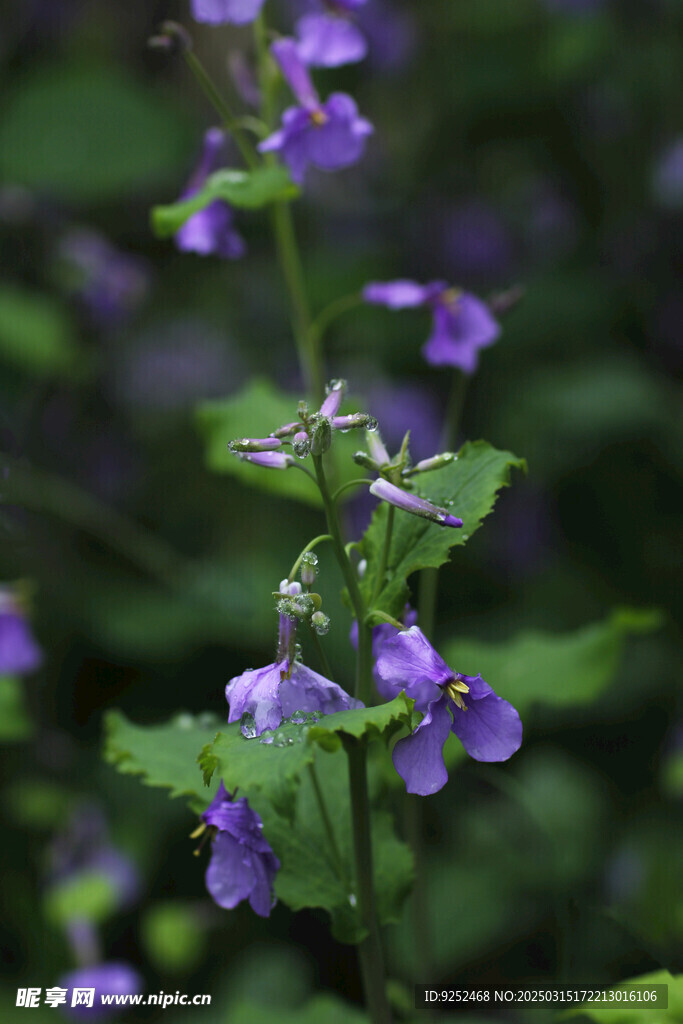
225,663,284,734
392,696,452,795
374,625,447,708
205,831,257,909
271,38,319,109
363,279,441,309
191,0,265,26
280,663,363,717
449,674,522,762
296,13,368,68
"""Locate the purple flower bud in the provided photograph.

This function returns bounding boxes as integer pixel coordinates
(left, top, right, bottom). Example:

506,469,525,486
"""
228,437,282,452
237,451,295,469
175,128,246,260
331,413,376,431
369,479,463,528
318,378,346,418
190,0,266,25
59,962,143,1020
0,590,42,675
271,421,301,439
409,452,455,474
201,782,279,916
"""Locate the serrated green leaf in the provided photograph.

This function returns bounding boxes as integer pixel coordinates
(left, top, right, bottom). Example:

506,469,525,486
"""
0,675,33,741
0,285,81,378
259,749,413,944
360,441,525,617
103,711,220,808
441,608,662,716
152,166,299,237
201,695,413,816
562,971,682,1022
0,64,190,202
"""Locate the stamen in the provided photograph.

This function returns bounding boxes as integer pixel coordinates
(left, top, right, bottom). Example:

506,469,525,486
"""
310,109,328,127
444,677,469,711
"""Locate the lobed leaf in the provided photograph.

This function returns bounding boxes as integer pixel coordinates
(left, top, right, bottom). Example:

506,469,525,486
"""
360,441,526,617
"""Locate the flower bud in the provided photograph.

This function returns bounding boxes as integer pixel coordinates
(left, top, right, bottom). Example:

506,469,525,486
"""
292,431,311,458
229,437,282,453
352,451,378,471
311,417,332,455
311,611,330,636
406,452,455,475
319,379,346,418
300,552,318,587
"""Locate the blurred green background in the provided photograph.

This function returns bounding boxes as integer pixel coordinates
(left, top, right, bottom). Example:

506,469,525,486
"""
0,0,681,1020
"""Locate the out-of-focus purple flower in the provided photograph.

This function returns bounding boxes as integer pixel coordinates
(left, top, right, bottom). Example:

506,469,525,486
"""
113,319,242,412
369,478,463,528
376,626,522,795
60,962,143,1020
226,581,362,734
296,1,369,68
442,202,513,284
356,0,415,71
363,380,442,462
0,588,42,675
201,782,279,916
48,804,140,913
259,39,373,183
58,230,148,328
190,0,265,24
364,280,500,374
652,138,683,209
176,128,246,259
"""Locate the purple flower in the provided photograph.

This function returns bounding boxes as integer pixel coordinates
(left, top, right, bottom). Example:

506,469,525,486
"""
356,0,415,72
190,0,265,24
653,138,683,209
296,1,369,68
0,590,42,675
225,581,362,734
376,626,522,795
364,280,501,374
369,478,463,528
59,962,143,1020
442,201,513,284
202,782,279,916
350,605,418,698
175,129,246,259
258,39,373,184
57,229,148,328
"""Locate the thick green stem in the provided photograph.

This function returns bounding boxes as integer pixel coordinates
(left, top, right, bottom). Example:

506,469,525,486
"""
346,738,393,1024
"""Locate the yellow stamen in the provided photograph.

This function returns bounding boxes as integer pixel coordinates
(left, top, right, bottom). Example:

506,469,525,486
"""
444,677,469,711
189,822,206,840
441,286,462,309
310,109,328,127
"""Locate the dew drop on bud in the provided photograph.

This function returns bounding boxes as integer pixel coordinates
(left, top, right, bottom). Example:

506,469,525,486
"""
365,417,379,432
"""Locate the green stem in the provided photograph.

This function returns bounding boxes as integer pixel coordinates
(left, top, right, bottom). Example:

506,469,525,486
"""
331,478,373,504
287,534,332,582
312,455,372,704
345,738,393,1024
309,292,363,349
440,368,467,451
307,762,348,885
182,50,258,169
405,795,434,987
370,504,394,608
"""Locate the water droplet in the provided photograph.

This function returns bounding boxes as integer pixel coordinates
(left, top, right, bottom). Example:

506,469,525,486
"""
309,710,323,722
290,710,306,724
462,534,469,541
240,712,257,739
348,893,358,907
273,730,294,747
365,417,379,432
302,552,319,567
260,733,274,745
175,713,194,729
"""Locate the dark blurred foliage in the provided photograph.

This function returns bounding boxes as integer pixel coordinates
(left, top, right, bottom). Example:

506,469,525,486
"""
0,0,681,1019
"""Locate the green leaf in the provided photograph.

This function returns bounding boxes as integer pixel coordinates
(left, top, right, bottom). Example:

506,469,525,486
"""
563,971,682,1023
103,711,220,809
152,166,299,237
360,441,526,617
200,695,413,817
258,749,413,944
0,285,80,378
0,675,32,741
0,64,190,203
441,608,662,716
44,871,119,927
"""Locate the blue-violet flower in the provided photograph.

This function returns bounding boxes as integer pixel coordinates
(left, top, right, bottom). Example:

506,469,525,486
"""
296,0,368,68
190,0,265,25
0,588,42,675
376,626,522,795
175,128,246,259
259,39,373,183
201,782,279,916
363,279,500,374
59,963,143,1020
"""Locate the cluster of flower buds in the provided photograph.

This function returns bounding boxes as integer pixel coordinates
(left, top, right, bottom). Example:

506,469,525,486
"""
275,578,330,637
354,429,463,528
227,379,377,469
